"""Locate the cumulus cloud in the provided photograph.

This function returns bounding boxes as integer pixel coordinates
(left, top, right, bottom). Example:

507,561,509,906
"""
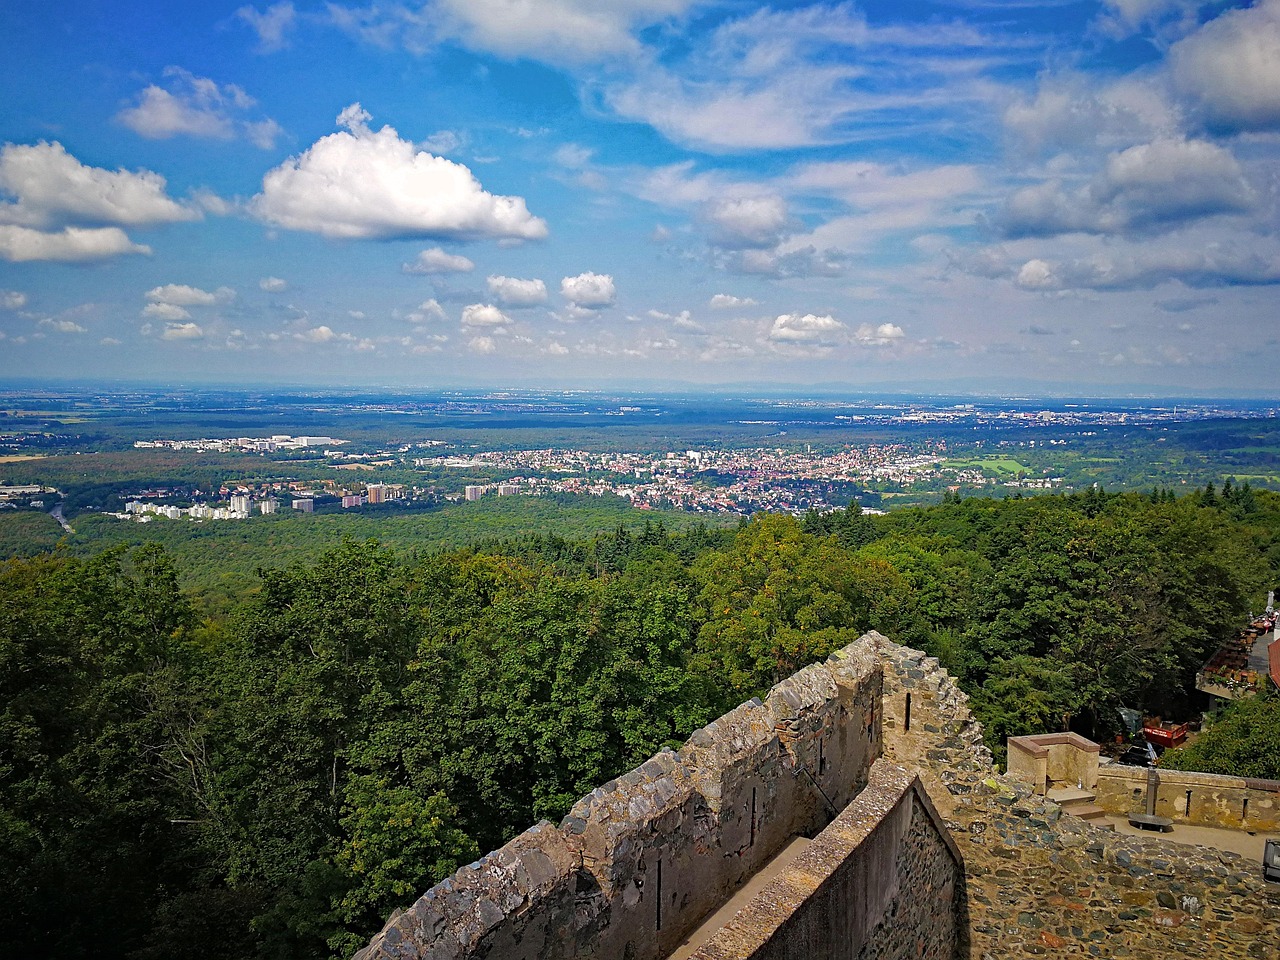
142,302,192,321
146,283,234,306
0,225,150,262
161,322,204,340
768,312,844,343
545,341,570,356
853,322,905,346
297,325,339,342
259,276,288,292
116,68,283,149
402,246,476,274
0,141,195,230
1001,139,1254,237
703,195,788,249
1012,245,1280,291
460,302,511,327
709,293,757,309
1015,259,1056,290
1003,75,1178,155
3,289,29,309
560,271,616,309
1169,0,1280,132
407,298,447,324
487,274,548,306
38,318,87,334
251,104,547,241
236,2,297,52
468,335,497,354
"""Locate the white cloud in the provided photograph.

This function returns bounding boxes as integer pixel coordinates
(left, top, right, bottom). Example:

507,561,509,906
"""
161,322,204,340
237,2,297,52
1095,0,1211,39
545,341,570,356
460,302,512,327
603,5,1012,150
703,195,788,249
560,271,616,309
468,335,497,354
854,322,905,346
1001,139,1254,237
0,225,150,262
419,130,463,155
298,325,338,342
259,276,288,292
1169,0,1280,132
768,312,844,342
733,246,846,278
1011,245,1280,291
553,143,594,168
252,104,547,241
116,68,283,149
38,318,87,334
487,274,548,306
1,290,27,309
407,298,447,324
329,0,696,64
0,141,195,230
146,283,234,306
402,247,476,274
709,293,757,309
142,302,192,321
1015,259,1057,289
1003,75,1178,155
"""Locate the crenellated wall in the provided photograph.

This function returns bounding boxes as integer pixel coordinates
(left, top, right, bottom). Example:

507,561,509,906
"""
352,631,1280,960
353,639,885,960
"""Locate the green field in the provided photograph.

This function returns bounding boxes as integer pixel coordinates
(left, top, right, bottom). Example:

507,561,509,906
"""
942,456,1031,476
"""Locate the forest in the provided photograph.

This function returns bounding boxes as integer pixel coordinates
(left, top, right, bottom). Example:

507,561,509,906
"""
2,485,1277,960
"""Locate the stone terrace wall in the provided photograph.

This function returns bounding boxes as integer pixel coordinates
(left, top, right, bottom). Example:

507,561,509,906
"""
353,640,883,960
869,634,1280,960
687,760,966,960
1096,765,1280,833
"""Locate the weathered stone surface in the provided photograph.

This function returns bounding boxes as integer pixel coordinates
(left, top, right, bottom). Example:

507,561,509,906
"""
351,632,1278,960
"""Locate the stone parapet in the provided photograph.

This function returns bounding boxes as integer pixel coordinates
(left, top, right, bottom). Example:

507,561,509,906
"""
353,630,1280,960
869,637,1280,959
1096,764,1280,833
685,760,966,960
1007,732,1101,795
354,634,883,960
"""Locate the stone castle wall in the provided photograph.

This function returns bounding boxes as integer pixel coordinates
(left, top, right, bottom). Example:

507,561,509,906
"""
684,761,966,960
1096,765,1280,833
353,642,885,960
868,634,1280,960
353,632,1280,960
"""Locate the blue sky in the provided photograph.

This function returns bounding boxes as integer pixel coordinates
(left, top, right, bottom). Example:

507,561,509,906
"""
1,0,1278,395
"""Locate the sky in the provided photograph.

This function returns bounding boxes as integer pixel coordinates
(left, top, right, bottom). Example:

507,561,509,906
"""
1,0,1278,396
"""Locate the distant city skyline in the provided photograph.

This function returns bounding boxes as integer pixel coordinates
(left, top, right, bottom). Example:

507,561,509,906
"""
2,1,1278,396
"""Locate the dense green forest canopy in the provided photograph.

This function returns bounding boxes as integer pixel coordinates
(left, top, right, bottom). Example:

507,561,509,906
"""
1161,693,1280,781
2,487,1276,960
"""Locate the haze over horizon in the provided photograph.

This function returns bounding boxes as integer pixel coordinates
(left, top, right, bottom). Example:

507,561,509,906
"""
2,1,1278,396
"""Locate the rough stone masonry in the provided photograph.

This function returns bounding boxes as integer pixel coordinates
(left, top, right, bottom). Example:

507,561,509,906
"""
352,632,1280,960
